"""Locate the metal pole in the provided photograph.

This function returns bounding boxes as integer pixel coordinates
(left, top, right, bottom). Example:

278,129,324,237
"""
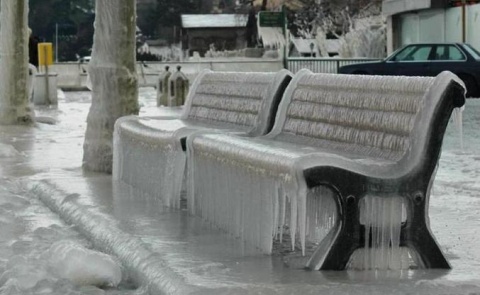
282,5,288,70
44,46,51,105
55,23,58,62
462,0,466,43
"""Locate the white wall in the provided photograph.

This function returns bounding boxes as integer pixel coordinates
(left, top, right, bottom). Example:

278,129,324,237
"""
445,7,462,43
399,13,419,44
467,4,480,50
395,3,480,51
418,9,445,42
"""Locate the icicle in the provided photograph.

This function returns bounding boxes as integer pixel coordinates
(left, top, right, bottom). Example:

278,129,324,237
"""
289,191,298,252
452,106,465,151
297,183,307,256
272,182,280,239
279,186,286,243
114,121,189,208
304,186,338,246
351,195,409,270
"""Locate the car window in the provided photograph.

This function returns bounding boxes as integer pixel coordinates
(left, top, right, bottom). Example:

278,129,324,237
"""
464,44,480,60
434,45,465,61
448,46,465,60
409,46,432,61
391,46,416,61
391,45,432,61
435,46,447,60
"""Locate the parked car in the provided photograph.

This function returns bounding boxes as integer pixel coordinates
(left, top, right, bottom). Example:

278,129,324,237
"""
338,43,480,97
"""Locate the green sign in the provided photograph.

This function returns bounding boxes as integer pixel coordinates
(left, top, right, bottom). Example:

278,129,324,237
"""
258,11,284,27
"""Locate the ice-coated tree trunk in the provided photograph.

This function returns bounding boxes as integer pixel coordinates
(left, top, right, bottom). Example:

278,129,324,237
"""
0,0,34,125
83,0,139,173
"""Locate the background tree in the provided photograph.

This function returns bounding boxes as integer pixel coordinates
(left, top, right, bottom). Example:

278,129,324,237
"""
287,0,381,38
29,0,95,61
286,0,385,58
83,0,139,173
0,0,34,125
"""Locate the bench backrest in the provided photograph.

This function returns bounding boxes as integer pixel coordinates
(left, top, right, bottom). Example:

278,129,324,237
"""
182,69,292,136
269,69,465,163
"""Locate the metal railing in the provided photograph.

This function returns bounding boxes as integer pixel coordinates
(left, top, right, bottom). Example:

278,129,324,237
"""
286,57,381,74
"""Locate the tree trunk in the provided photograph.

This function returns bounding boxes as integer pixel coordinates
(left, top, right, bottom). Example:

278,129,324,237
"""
0,0,34,125
83,0,139,173
261,0,267,10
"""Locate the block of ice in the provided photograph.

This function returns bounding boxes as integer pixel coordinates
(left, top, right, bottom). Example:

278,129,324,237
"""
44,240,122,287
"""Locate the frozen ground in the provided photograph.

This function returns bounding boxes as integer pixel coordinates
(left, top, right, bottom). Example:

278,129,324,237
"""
1,88,480,294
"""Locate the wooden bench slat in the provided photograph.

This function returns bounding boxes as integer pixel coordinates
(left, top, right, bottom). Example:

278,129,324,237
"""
298,73,435,93
282,118,411,155
189,106,258,126
292,87,424,114
286,101,417,135
195,82,267,100
190,94,263,115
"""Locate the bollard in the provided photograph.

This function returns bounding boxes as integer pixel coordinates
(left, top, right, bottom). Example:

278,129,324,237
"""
34,43,58,105
156,66,171,106
27,64,37,101
168,66,189,107
33,72,58,105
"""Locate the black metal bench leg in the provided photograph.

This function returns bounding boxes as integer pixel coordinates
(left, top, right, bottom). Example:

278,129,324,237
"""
402,192,450,269
306,195,361,270
403,225,450,269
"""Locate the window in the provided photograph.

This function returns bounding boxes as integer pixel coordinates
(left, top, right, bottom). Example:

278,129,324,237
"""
391,46,416,61
464,44,480,60
409,46,432,61
434,45,466,61
435,46,448,60
391,45,432,62
448,46,465,60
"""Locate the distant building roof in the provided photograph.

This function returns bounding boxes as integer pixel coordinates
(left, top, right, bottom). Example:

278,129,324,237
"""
181,14,248,29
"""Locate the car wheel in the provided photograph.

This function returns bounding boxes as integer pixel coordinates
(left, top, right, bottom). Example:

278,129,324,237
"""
458,75,480,98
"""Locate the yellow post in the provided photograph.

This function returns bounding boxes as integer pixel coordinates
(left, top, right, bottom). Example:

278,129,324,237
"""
38,43,53,68
38,43,53,104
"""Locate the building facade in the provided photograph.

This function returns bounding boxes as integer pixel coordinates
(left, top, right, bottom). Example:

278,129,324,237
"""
383,0,480,53
181,14,249,56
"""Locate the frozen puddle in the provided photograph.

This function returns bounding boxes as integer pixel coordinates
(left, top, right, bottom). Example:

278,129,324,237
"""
25,174,480,295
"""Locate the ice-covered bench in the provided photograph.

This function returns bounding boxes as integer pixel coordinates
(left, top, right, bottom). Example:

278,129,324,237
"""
186,69,465,270
113,69,292,207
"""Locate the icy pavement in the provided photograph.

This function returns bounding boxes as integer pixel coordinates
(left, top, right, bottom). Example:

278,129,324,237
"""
1,88,480,294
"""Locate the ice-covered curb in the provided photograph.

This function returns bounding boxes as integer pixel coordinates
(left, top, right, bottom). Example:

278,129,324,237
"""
28,181,205,295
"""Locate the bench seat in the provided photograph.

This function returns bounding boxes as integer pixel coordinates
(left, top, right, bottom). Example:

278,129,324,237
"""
113,69,292,208
191,133,400,175
187,69,465,270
